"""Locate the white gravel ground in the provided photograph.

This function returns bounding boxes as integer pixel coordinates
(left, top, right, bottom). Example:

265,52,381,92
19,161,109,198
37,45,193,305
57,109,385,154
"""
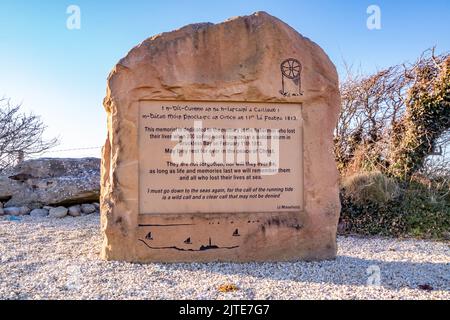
0,214,448,300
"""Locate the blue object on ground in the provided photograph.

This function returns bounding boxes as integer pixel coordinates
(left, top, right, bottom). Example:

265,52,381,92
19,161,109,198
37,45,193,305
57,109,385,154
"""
7,216,21,222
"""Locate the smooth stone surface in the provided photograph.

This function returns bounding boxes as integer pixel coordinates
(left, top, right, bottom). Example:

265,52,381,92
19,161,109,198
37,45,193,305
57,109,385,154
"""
68,205,81,217
30,209,49,218
4,207,22,216
19,206,31,215
81,204,96,214
48,206,68,219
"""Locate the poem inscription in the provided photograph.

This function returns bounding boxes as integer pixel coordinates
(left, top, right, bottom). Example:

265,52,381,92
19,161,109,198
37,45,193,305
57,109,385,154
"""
139,101,304,214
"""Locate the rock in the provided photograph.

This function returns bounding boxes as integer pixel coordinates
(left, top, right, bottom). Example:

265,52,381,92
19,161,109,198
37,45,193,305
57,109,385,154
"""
43,206,53,210
19,206,31,215
81,204,96,214
0,202,3,208
0,208,4,216
93,202,100,210
442,231,450,241
4,207,22,216
3,206,31,216
101,12,341,262
30,209,48,218
68,205,81,217
0,175,22,204
0,158,100,208
48,206,68,218
337,221,349,234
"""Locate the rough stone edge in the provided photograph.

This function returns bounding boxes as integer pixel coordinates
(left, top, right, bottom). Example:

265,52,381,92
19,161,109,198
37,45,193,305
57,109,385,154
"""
100,11,341,262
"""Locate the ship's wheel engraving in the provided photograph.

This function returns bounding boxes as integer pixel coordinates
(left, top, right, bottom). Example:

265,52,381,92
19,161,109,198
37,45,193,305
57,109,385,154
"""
280,58,303,96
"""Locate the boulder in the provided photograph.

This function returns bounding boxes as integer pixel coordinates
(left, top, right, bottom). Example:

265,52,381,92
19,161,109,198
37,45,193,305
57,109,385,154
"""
68,205,81,217
81,204,96,214
0,158,100,208
101,12,341,262
0,175,21,203
48,206,68,218
30,209,49,218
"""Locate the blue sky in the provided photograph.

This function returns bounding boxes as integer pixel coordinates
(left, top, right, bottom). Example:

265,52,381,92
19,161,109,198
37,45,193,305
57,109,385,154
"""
0,0,449,158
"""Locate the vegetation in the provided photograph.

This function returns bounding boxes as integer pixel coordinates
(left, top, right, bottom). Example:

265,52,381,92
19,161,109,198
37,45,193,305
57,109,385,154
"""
336,49,450,240
340,172,450,239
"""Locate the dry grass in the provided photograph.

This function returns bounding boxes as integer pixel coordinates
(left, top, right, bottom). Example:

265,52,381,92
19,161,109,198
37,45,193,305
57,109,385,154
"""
342,171,399,205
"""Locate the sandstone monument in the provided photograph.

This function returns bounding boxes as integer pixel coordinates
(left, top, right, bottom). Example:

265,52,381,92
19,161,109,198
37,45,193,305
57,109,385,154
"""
101,12,340,262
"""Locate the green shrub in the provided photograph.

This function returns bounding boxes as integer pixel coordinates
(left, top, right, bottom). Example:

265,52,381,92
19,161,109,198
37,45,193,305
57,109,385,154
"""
402,183,450,239
339,172,450,240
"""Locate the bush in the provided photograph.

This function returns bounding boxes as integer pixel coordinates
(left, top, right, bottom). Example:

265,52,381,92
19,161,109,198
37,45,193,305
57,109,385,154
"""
403,181,450,239
342,171,399,205
336,49,450,240
339,172,450,240
335,50,449,180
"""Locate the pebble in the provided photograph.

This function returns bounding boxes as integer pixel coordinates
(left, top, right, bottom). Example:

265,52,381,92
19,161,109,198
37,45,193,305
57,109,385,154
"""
48,206,68,218
0,214,448,300
81,204,96,214
4,207,22,216
19,206,31,215
30,209,48,218
68,205,81,217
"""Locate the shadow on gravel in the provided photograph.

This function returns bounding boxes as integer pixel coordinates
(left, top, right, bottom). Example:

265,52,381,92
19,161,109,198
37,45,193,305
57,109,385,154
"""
155,256,450,291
